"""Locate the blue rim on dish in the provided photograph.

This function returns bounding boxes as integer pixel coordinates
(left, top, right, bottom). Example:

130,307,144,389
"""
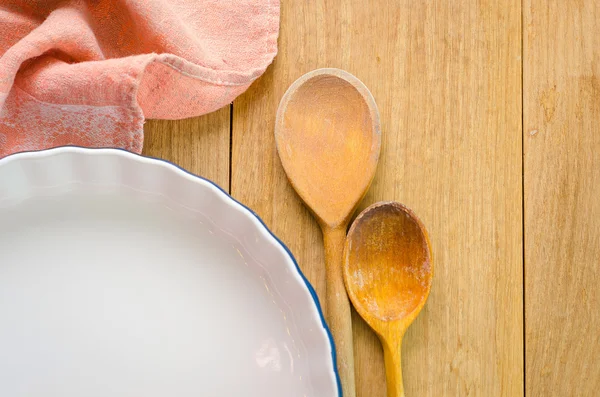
0,145,343,397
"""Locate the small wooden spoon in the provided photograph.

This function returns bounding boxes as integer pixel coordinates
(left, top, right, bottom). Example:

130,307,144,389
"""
275,68,381,397
343,202,433,397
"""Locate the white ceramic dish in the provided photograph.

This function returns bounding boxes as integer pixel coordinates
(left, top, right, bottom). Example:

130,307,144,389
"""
0,147,340,397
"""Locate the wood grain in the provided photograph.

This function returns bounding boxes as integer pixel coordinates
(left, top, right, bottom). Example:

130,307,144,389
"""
142,108,230,190
232,1,523,396
524,1,600,395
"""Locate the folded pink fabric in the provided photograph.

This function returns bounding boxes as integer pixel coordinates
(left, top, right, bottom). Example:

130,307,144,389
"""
0,0,279,158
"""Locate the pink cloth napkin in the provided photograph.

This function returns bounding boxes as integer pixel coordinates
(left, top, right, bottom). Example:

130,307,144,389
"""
0,0,279,158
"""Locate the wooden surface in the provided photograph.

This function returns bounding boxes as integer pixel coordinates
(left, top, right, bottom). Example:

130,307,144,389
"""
232,1,523,396
524,1,600,396
143,108,230,191
142,0,600,395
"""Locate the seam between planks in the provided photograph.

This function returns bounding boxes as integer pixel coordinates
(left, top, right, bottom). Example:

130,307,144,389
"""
521,1,526,395
229,103,234,194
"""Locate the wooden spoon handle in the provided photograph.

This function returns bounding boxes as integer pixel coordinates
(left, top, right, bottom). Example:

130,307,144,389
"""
382,337,405,397
323,226,356,397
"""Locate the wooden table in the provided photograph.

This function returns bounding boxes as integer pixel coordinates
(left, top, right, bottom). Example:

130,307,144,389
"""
143,1,600,395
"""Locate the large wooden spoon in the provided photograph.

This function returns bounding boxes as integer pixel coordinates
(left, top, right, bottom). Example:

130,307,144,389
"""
343,202,433,397
275,68,381,397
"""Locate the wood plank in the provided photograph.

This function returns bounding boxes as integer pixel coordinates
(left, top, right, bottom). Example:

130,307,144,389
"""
232,1,523,395
142,108,230,191
524,1,600,395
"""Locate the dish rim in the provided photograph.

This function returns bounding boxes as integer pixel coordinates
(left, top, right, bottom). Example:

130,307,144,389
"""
0,145,342,396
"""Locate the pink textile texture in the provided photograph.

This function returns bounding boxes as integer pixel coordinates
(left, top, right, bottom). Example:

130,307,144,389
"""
0,0,279,157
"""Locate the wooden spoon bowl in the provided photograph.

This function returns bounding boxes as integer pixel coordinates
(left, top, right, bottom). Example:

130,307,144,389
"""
344,202,433,397
275,69,381,227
